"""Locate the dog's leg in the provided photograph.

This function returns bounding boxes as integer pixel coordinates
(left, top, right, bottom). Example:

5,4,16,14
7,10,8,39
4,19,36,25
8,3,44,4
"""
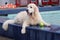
41,19,51,26
2,20,15,31
21,21,29,34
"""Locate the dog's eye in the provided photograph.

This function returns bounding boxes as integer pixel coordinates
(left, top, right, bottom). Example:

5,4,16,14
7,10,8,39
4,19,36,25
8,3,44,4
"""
30,6,32,8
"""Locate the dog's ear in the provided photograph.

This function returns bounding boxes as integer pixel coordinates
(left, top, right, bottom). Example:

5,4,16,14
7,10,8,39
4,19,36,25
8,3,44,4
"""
34,5,39,13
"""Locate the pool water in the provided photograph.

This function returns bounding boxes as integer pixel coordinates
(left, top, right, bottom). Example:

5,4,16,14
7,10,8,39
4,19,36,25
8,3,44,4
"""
41,10,60,25
0,10,60,25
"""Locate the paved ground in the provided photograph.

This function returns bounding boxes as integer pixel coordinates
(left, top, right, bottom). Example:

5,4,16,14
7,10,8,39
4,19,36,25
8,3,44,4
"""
0,36,14,40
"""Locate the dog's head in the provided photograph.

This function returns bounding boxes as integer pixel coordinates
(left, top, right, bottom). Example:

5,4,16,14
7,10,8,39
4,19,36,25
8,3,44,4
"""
26,3,39,16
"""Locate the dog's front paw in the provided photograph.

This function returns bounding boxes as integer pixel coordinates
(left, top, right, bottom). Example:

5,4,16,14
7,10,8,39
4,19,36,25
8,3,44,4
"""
21,29,26,34
2,25,8,31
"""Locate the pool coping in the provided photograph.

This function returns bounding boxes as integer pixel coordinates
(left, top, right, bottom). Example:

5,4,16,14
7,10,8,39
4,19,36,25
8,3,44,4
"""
0,6,60,14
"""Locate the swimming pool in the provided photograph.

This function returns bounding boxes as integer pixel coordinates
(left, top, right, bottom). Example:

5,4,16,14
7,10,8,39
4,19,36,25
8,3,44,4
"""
6,10,60,25
0,7,60,40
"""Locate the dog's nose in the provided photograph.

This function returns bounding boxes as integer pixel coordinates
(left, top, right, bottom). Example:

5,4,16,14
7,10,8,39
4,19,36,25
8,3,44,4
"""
26,9,28,13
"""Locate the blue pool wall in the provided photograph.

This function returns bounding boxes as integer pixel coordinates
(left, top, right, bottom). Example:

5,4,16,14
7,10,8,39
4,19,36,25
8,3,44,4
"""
0,6,60,39
11,24,60,40
0,6,60,14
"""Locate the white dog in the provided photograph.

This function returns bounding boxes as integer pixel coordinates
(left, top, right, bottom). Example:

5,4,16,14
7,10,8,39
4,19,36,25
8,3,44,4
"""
2,3,50,34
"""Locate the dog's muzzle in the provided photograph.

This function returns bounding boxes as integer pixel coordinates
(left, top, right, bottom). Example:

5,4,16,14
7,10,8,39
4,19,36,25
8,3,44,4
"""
26,9,32,15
